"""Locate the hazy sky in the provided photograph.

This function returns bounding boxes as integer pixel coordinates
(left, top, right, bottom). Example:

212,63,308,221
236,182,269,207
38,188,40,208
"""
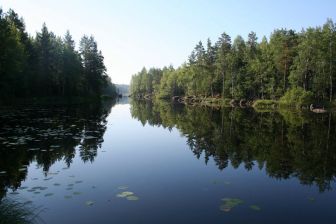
2,0,336,84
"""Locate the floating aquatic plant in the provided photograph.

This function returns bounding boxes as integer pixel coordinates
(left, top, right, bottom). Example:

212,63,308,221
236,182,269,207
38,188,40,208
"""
85,201,94,206
116,191,134,198
126,196,139,201
308,197,315,202
220,198,244,212
249,205,261,211
44,193,54,197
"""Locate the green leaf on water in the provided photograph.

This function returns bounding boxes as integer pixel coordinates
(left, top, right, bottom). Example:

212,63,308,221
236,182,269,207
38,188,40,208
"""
249,205,261,211
220,198,244,212
126,195,139,201
73,191,82,195
85,201,94,206
44,193,54,197
308,197,315,202
116,191,134,198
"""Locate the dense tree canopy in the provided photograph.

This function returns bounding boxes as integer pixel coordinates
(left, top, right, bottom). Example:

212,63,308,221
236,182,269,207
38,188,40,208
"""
0,9,116,99
130,19,336,104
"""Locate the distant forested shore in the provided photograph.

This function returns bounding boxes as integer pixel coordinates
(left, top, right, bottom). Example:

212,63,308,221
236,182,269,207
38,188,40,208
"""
130,19,336,110
0,8,117,101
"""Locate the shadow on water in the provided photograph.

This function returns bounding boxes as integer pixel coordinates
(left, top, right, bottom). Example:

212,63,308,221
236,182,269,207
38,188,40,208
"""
130,99,336,192
0,99,116,200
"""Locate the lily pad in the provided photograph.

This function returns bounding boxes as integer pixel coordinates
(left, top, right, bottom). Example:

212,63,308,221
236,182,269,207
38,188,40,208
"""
220,198,244,212
308,197,315,202
116,191,134,198
85,201,94,206
249,205,261,211
126,195,139,201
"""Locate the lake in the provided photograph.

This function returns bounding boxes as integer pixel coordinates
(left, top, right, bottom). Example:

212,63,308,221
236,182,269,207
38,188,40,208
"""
0,98,335,224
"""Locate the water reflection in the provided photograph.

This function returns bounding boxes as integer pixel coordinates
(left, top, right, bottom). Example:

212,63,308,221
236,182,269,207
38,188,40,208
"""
0,100,115,199
130,99,336,192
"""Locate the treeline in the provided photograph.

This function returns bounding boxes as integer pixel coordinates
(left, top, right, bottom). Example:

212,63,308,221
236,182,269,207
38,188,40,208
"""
130,19,336,105
0,8,117,98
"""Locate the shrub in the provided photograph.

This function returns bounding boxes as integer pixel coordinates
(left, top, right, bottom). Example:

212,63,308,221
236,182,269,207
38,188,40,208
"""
280,87,313,108
252,100,278,108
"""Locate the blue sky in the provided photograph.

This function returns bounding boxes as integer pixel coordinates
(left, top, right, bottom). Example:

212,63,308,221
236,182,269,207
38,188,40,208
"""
2,0,336,84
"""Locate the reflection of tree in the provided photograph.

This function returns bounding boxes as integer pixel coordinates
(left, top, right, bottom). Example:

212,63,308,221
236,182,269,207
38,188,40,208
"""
0,197,43,224
0,100,115,198
131,99,336,192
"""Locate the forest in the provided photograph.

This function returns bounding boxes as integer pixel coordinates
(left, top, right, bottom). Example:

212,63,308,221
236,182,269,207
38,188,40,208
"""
130,19,336,108
0,9,117,100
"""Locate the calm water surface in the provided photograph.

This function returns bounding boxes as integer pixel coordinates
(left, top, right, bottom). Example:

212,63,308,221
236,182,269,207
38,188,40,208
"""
0,98,335,223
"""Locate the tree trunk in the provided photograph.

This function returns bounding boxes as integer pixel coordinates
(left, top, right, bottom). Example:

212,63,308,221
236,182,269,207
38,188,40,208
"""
222,71,225,99
330,40,333,102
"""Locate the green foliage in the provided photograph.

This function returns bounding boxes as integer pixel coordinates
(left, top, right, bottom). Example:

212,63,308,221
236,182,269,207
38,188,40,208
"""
252,100,278,108
0,9,116,99
280,87,314,108
130,19,336,107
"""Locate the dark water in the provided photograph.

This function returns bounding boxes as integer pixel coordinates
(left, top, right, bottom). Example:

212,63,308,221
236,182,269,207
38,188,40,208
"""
0,99,336,224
